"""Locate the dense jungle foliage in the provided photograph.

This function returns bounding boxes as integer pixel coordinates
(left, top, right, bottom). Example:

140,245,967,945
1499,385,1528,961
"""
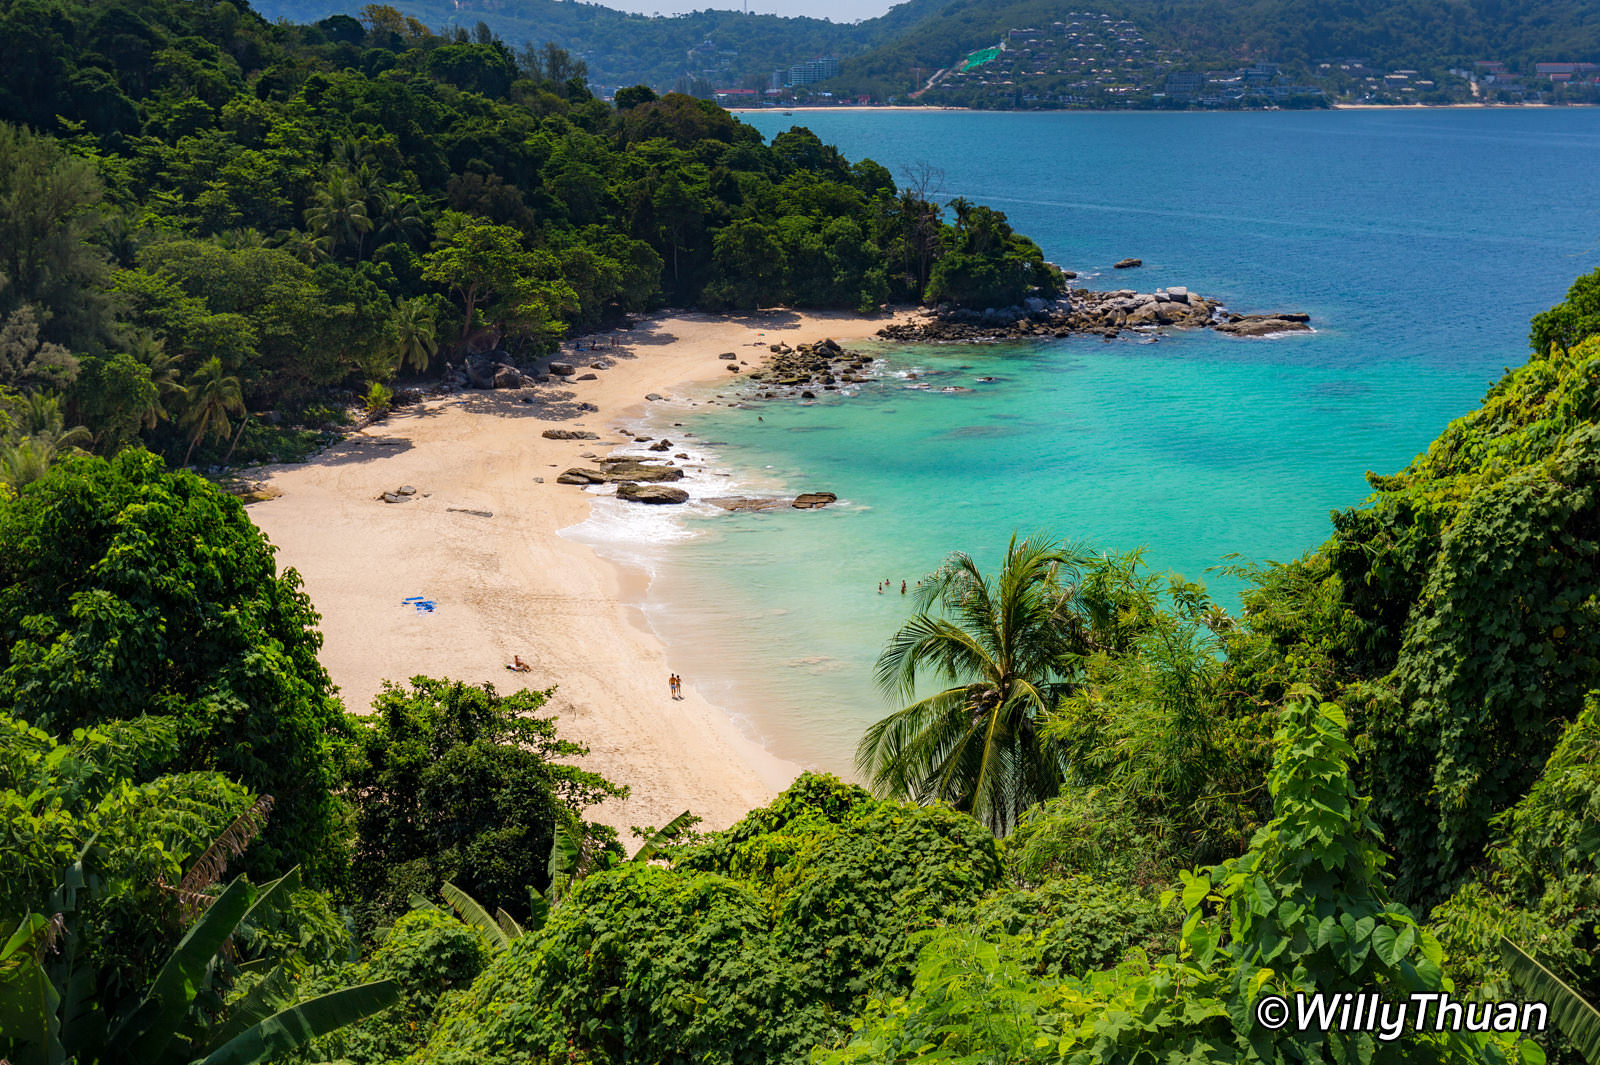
1,2,1599,1059
3,277,1598,1063
0,0,1056,483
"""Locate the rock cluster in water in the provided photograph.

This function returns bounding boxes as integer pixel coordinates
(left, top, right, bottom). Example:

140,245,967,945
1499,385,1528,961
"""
557,456,685,486
746,337,875,395
876,289,1311,343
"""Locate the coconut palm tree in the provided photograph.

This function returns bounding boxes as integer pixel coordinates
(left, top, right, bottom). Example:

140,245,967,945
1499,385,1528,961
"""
304,168,373,261
128,333,186,428
390,296,439,373
180,357,245,467
372,187,426,249
857,533,1090,835
0,436,52,487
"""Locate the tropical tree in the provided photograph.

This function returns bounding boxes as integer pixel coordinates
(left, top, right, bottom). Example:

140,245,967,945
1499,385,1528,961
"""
372,187,426,249
303,168,373,262
128,333,186,428
857,533,1090,835
180,356,244,466
390,296,439,373
0,392,91,485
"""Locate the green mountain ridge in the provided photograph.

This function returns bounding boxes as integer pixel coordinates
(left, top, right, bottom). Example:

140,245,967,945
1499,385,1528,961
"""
252,0,1600,103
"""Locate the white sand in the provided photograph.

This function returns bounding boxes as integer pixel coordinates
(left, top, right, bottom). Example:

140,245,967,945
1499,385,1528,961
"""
245,308,912,838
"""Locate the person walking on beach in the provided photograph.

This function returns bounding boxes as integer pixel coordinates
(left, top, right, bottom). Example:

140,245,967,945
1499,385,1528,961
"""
668,673,677,699
674,674,684,700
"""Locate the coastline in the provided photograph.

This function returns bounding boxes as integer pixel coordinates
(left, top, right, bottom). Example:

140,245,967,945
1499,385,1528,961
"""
734,101,1585,113
244,308,909,839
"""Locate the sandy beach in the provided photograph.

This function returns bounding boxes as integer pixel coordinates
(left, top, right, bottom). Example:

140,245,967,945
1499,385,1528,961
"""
245,308,910,839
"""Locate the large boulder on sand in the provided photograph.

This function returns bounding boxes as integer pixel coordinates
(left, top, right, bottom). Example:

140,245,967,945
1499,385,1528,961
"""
542,429,600,440
493,365,523,388
617,482,689,504
548,362,576,376
557,468,606,484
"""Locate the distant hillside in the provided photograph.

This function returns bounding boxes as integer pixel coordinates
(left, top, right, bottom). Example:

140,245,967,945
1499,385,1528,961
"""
249,0,883,88
252,0,1600,102
839,0,1600,92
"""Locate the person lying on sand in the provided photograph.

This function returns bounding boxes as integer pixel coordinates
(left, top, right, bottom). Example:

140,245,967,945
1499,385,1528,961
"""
507,655,531,672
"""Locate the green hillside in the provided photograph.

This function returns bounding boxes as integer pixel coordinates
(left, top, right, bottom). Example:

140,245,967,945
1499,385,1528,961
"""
250,0,878,89
255,0,1600,104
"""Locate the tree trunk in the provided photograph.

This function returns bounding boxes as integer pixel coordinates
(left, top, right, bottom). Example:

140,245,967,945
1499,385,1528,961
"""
222,409,250,467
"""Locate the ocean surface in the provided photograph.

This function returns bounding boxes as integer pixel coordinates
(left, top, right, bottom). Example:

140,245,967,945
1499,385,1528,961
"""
566,109,1600,777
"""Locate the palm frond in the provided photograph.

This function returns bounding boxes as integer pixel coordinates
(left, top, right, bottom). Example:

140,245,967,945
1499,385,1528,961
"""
440,882,511,950
178,795,275,902
1501,937,1600,1060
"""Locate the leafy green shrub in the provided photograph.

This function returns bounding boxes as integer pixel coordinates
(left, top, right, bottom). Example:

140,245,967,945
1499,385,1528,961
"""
341,677,627,935
412,774,1001,1064
1003,788,1182,889
679,773,1003,996
821,702,1531,1064
0,450,349,880
1218,337,1600,908
1530,268,1600,356
1429,694,1600,1061
971,875,1176,978
417,863,819,1065
1373,417,1600,905
0,710,250,996
290,908,493,1065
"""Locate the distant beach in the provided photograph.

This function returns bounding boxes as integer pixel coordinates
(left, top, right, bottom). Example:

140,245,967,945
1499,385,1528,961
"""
245,308,910,838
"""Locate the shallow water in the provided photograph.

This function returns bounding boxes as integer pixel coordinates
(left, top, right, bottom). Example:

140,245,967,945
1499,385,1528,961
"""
566,109,1600,777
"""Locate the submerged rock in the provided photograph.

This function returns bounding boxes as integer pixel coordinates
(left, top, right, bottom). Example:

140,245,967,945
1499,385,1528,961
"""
597,459,684,483
617,482,689,504
707,497,790,512
792,492,838,510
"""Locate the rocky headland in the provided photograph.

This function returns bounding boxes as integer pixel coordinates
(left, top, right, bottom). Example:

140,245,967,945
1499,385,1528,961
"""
877,287,1312,343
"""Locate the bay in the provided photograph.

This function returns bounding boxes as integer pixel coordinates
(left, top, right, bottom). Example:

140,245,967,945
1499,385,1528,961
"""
569,109,1600,777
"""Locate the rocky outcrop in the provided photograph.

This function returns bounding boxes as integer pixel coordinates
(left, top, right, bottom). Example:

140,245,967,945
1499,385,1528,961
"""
877,289,1310,343
1215,313,1313,336
707,497,790,512
1114,258,1143,269
597,458,684,483
746,338,875,391
541,429,600,440
706,493,836,511
617,483,689,504
557,468,606,485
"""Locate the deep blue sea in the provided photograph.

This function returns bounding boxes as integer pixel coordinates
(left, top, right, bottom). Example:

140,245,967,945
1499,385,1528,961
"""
568,109,1600,776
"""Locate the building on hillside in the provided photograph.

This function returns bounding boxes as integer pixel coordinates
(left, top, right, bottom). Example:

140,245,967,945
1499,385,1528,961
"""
787,56,840,85
1165,71,1205,99
1535,62,1598,79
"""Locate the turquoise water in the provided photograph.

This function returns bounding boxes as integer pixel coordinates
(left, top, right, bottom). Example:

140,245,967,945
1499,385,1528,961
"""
570,109,1600,776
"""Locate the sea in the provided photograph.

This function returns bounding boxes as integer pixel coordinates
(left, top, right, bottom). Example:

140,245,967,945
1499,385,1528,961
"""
565,108,1600,777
